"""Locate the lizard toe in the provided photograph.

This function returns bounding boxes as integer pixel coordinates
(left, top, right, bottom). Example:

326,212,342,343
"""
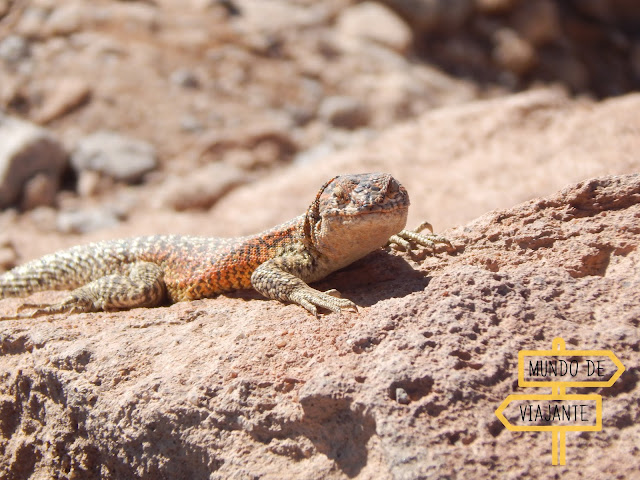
291,288,357,315
297,298,319,317
388,225,452,255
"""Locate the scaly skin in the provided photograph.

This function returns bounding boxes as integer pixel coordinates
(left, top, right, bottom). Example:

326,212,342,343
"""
0,173,450,318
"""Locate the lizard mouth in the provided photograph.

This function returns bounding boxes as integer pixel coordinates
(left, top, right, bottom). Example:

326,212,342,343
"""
321,203,408,218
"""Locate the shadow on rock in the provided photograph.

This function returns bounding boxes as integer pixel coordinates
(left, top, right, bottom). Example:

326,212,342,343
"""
247,390,376,478
318,249,434,307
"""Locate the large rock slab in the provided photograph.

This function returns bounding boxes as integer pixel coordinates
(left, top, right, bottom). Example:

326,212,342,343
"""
0,173,638,479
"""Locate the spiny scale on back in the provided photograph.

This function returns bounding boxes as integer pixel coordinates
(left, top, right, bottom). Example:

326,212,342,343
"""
0,173,450,319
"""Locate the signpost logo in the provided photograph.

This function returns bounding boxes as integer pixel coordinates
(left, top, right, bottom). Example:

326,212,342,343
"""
495,337,625,465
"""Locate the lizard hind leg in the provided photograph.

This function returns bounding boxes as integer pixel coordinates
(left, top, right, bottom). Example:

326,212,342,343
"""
0,262,166,321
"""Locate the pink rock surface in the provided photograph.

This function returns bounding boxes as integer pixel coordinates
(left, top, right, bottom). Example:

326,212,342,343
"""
1,173,637,479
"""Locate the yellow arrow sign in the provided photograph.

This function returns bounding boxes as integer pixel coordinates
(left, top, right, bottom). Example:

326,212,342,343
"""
518,338,625,388
496,337,626,465
495,393,602,432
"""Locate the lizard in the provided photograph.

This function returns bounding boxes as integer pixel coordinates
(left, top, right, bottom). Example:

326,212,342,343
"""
0,173,450,319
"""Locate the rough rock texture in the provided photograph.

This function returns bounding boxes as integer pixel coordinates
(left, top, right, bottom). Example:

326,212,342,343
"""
0,0,639,478
0,174,638,479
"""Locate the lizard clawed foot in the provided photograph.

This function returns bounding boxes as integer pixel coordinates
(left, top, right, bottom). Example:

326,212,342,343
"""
0,305,55,321
387,221,452,255
290,287,358,318
0,296,94,321
0,309,37,321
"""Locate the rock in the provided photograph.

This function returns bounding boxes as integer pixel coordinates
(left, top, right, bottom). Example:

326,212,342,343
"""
0,174,638,479
231,0,330,33
169,68,201,89
492,28,537,75
71,131,157,183
0,234,17,271
294,129,375,165
44,2,84,36
197,116,299,169
318,96,370,129
632,42,640,79
56,205,125,234
75,170,112,198
395,387,411,404
0,35,30,64
474,0,518,14
0,247,17,271
35,76,92,124
571,0,640,30
214,89,640,235
15,6,48,38
510,0,561,46
25,206,58,232
0,1,639,476
179,115,205,133
155,163,248,211
381,0,638,95
0,114,67,209
336,2,413,53
542,53,589,92
20,172,60,211
381,0,474,34
359,70,429,124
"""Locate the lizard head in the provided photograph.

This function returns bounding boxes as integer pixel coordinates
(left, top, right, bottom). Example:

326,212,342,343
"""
305,173,409,265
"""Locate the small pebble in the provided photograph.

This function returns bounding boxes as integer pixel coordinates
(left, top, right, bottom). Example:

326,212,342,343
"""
170,69,200,89
396,387,410,405
0,35,29,63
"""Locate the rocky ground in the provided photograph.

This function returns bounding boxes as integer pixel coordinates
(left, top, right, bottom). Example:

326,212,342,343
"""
0,1,639,479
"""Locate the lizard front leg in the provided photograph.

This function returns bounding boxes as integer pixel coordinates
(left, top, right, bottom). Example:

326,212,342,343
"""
251,257,357,317
1,262,166,320
388,221,451,252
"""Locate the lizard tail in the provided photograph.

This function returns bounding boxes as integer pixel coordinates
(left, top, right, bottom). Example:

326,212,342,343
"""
0,242,127,299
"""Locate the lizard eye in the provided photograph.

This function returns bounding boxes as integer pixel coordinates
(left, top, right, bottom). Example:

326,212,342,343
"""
333,186,350,204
